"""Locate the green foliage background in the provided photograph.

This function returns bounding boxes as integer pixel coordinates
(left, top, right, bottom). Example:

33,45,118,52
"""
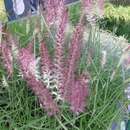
101,3,130,42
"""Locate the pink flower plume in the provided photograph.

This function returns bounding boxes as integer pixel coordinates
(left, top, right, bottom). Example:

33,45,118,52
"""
45,0,66,26
54,8,68,95
64,22,84,101
45,0,57,26
0,41,13,76
70,74,89,114
18,44,59,115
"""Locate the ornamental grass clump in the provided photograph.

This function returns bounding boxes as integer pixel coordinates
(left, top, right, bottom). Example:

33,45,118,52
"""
0,0,94,115
1,1,129,130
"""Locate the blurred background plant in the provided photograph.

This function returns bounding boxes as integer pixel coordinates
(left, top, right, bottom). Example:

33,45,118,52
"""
69,1,130,42
100,3,130,42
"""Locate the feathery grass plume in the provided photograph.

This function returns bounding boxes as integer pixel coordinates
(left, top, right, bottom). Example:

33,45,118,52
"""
0,41,13,77
40,42,62,101
24,74,59,115
64,19,84,101
44,0,57,26
45,0,66,27
70,74,89,114
18,46,37,77
0,31,19,77
18,45,59,115
54,8,68,97
55,0,66,27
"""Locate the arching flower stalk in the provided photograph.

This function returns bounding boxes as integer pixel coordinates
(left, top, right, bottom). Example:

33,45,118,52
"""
18,45,59,115
54,8,68,99
64,21,84,101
